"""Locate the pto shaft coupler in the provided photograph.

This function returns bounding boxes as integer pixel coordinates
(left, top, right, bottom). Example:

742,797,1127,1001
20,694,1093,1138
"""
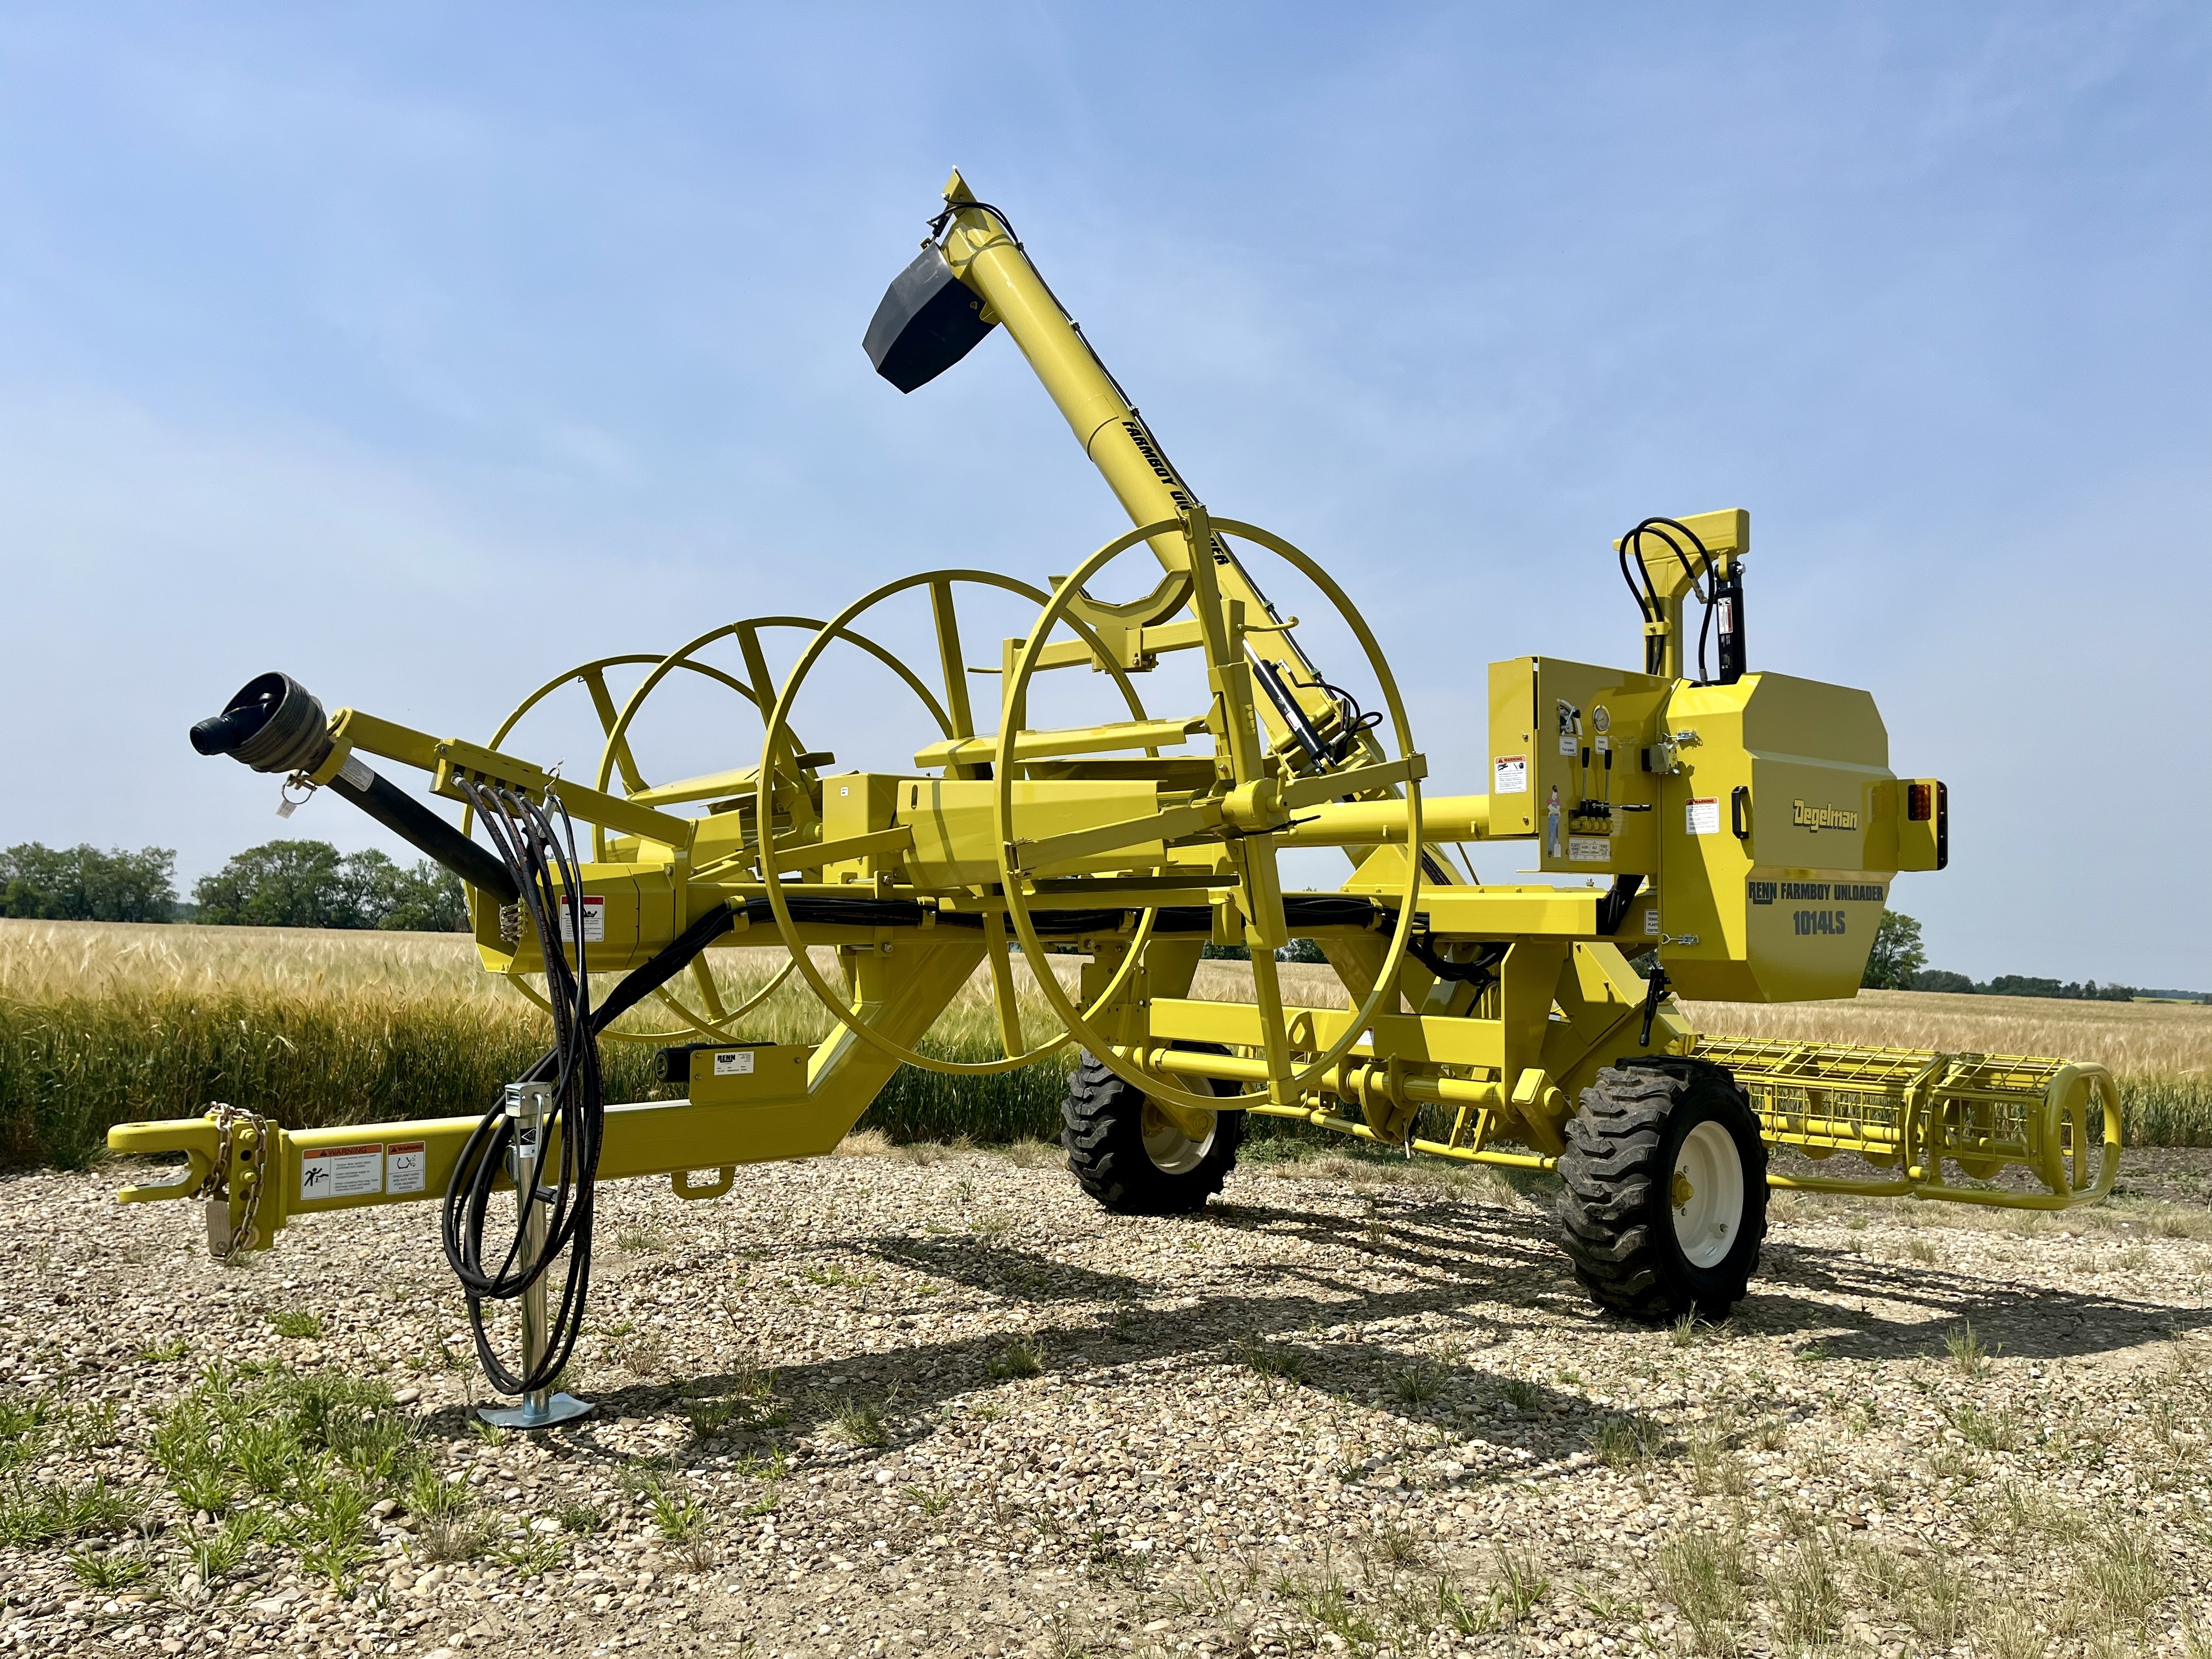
191,672,521,904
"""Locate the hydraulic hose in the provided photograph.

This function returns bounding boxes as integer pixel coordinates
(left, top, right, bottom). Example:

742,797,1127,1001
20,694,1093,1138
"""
326,765,520,904
441,781,603,1397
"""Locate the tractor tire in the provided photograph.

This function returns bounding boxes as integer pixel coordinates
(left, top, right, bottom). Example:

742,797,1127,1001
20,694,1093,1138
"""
1556,1056,1768,1323
1062,1049,1244,1215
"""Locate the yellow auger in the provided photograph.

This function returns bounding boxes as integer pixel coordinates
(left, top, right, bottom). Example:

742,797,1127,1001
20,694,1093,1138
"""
112,172,2115,1418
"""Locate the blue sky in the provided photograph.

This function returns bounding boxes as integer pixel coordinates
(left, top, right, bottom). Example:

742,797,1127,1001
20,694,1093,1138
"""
2,5,2206,986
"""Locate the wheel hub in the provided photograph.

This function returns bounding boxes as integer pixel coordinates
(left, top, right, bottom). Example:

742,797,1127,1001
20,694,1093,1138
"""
1671,1121,1745,1269
1140,1102,1217,1176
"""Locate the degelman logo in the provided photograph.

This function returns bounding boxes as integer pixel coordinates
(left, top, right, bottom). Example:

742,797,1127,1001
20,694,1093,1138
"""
1792,799,1861,833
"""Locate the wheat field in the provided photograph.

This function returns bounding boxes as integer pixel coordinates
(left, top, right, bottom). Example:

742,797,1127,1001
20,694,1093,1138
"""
2,918,2205,1165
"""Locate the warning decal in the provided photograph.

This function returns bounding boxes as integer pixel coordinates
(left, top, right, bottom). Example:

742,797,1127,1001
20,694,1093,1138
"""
1493,755,1528,795
386,1141,427,1195
301,1143,383,1202
713,1050,757,1076
1686,798,1720,836
558,896,606,944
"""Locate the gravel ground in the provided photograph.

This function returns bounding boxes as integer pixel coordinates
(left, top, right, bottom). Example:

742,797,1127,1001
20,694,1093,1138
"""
4,1141,2211,1658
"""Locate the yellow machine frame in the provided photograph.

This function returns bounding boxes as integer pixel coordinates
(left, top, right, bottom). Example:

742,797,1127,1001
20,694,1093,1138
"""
114,172,2119,1331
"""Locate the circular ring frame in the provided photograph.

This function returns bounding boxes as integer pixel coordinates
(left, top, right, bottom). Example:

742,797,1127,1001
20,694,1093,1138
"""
476,650,800,1045
995,517,1423,1114
757,569,1165,1076
594,618,952,861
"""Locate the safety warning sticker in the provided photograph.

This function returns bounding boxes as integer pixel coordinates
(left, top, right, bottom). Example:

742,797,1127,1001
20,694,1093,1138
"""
301,1144,383,1203
1686,797,1720,836
558,895,606,944
386,1141,427,1195
713,1050,757,1076
1567,836,1611,862
1493,755,1528,794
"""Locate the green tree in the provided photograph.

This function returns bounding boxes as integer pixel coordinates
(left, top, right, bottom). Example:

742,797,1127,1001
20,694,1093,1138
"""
1201,938,1328,963
195,840,353,928
0,842,177,921
1911,968,1976,994
1862,909,1928,990
193,840,469,930
349,851,469,932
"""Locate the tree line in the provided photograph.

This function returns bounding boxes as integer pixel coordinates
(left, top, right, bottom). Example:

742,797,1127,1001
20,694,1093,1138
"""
3,845,2200,995
0,840,468,932
1859,911,2200,1001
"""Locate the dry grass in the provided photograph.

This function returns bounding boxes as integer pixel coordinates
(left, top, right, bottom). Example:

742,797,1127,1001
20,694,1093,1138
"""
1197,959,2212,1089
0,919,1091,1166
27,921,2197,1072
6,920,2206,1169
0,918,1086,1041
1680,986,2212,1080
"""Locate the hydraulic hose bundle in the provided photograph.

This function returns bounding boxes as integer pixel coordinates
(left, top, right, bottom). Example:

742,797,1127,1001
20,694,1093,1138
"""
1616,515,1746,685
441,781,603,1396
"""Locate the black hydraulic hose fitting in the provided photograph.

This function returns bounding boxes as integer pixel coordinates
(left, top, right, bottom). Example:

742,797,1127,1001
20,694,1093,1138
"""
189,672,334,775
1714,562,1748,685
329,769,521,905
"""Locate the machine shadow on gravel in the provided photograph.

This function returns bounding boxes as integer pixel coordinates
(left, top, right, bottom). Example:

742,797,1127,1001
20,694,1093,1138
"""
1736,1245,2208,1363
401,1182,2192,1474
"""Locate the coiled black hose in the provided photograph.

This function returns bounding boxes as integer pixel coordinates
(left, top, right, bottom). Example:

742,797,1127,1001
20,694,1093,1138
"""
439,780,603,1397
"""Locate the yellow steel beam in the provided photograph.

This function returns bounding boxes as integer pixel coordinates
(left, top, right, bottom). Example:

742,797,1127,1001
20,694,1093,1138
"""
935,176,1353,764
913,715,1204,771
326,708,695,849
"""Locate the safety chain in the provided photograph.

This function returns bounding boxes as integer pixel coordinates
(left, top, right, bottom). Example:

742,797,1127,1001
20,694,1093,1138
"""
192,1103,272,1264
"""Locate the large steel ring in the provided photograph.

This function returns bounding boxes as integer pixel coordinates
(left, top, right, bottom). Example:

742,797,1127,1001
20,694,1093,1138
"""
994,516,1423,1115
755,569,1165,1076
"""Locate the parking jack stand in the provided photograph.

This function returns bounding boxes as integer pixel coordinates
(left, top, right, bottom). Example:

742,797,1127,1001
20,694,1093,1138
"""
478,1082,592,1431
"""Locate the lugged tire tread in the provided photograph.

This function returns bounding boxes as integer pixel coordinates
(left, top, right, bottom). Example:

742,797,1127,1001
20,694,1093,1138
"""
1060,1051,1242,1215
1553,1057,1767,1324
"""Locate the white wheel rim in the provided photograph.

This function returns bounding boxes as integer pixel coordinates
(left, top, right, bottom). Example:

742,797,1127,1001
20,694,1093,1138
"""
1671,1120,1745,1269
1141,1102,1216,1176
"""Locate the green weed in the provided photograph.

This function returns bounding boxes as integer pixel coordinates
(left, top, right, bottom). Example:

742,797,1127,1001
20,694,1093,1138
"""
1944,1319,1997,1378
834,1398,889,1449
647,1478,707,1542
1654,1526,1748,1654
0,1474,142,1545
987,1334,1046,1381
1496,1375,1542,1411
495,1527,565,1576
1240,1335,1312,1386
67,1544,149,1589
1387,1361,1446,1407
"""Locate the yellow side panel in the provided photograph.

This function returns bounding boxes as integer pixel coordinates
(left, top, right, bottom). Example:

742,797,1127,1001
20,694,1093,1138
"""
473,863,676,975
682,1043,813,1105
1658,673,1896,1002
898,778,1162,888
1487,656,1671,872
